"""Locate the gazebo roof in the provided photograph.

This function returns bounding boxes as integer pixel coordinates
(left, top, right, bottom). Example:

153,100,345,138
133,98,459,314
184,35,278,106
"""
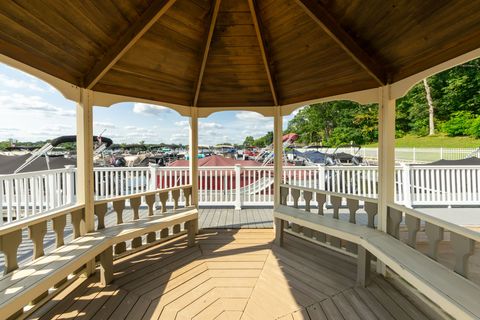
0,0,479,110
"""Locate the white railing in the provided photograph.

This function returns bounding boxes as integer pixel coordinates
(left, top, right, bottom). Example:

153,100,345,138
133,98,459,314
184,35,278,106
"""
2,164,480,224
0,167,76,224
93,166,154,199
359,147,480,163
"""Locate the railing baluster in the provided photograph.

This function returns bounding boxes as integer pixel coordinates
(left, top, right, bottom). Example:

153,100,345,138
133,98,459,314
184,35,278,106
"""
364,202,377,229
159,191,168,213
131,196,143,250
330,195,341,219
290,188,301,232
145,194,156,216
71,208,85,239
425,222,444,260
172,189,180,209
0,230,22,274
316,193,326,215
95,203,108,230
387,207,402,239
314,192,327,242
130,196,141,220
52,215,67,247
304,191,312,212
346,198,359,224
291,188,300,208
330,195,342,248
28,221,47,259
113,199,125,224
303,191,313,237
405,215,420,248
451,232,475,278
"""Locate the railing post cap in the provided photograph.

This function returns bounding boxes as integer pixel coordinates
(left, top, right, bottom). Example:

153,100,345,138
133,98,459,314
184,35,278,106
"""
64,165,76,169
149,163,159,167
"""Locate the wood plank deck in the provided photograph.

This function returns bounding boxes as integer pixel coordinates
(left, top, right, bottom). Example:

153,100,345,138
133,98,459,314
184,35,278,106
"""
32,230,444,320
199,208,273,229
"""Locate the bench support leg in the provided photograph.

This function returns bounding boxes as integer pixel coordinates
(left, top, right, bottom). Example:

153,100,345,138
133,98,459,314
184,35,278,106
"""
357,246,372,287
188,220,198,247
99,246,113,287
274,218,284,246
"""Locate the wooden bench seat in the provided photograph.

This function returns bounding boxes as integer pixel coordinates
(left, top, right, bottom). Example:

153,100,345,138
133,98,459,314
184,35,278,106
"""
0,207,198,319
274,204,480,320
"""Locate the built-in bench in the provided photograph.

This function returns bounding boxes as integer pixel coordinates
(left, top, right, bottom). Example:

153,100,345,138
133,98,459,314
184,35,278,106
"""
0,185,197,319
275,184,480,320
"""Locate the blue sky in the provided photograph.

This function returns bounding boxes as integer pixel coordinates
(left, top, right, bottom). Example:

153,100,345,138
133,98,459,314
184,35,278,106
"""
0,63,298,145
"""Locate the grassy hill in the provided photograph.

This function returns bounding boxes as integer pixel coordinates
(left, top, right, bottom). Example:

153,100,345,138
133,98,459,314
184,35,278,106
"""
364,134,480,148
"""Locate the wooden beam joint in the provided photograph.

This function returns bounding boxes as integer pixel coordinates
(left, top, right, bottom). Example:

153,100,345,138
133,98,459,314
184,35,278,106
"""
193,0,222,107
295,0,387,85
248,0,279,105
84,0,177,89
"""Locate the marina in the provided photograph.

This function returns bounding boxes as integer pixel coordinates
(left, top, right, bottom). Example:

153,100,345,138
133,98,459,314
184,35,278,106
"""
0,1,479,319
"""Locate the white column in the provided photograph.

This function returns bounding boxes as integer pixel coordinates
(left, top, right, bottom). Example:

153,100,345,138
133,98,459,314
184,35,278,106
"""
76,88,95,276
273,107,283,207
64,165,76,205
401,163,412,208
189,108,199,208
377,85,396,274
76,89,94,233
234,164,242,210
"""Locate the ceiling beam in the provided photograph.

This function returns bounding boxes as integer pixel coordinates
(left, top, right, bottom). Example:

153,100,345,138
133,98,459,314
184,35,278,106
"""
84,0,177,89
193,0,222,107
248,0,279,105
295,0,387,85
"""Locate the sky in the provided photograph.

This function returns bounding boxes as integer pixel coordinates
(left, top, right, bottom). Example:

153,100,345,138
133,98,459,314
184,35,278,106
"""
0,63,299,146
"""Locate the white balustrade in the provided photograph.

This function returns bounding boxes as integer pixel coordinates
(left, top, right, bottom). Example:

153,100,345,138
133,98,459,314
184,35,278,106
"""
93,166,153,199
0,167,76,224
360,147,480,163
2,164,480,224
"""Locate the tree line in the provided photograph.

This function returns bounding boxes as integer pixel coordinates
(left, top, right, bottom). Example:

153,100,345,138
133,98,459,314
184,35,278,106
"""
244,58,480,147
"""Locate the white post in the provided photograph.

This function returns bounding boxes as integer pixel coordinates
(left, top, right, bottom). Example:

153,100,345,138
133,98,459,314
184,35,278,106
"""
234,164,241,210
48,174,55,209
189,108,199,209
65,165,76,205
440,147,444,160
273,107,283,207
413,147,416,163
148,163,158,191
378,85,396,274
401,163,412,208
318,165,326,190
149,163,159,207
76,88,95,275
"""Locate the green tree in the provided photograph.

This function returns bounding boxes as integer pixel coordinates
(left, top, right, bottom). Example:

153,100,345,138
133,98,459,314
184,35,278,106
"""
243,136,255,147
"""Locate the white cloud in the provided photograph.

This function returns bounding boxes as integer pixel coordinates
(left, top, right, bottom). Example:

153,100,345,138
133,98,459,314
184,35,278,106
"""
174,120,222,130
132,103,170,117
174,120,189,127
235,111,271,122
200,122,223,129
0,93,75,117
0,73,47,92
94,121,116,129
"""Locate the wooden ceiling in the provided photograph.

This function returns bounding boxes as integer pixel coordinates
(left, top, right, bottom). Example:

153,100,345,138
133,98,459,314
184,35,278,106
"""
0,0,479,108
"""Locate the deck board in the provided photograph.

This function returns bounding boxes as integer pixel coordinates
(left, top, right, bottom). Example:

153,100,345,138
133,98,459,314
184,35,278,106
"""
33,230,443,320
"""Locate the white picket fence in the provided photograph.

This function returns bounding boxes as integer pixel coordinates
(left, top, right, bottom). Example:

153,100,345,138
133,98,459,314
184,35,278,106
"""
2,164,480,224
357,147,480,163
0,167,76,223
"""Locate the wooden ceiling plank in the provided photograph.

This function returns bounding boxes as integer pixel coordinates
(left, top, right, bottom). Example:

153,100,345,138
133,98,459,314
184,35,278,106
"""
248,0,279,105
193,0,222,107
295,0,386,86
84,0,177,89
